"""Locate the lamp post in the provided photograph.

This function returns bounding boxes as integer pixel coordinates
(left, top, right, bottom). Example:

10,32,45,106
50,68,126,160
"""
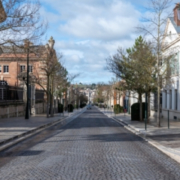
24,40,32,119
24,40,39,119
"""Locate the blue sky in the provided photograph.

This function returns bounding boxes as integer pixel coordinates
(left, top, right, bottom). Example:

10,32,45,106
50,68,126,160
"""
40,0,174,84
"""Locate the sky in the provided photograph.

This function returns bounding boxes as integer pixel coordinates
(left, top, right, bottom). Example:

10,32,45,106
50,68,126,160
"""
40,0,175,84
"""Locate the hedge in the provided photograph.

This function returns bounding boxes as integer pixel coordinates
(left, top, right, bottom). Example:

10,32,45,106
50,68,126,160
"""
58,103,63,113
114,104,123,114
131,102,148,121
67,104,74,112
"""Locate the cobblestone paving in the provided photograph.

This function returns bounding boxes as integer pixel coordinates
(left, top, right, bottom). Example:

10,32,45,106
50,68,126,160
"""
0,108,180,180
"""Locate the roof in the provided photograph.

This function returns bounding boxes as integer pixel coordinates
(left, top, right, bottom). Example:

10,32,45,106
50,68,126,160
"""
0,46,45,54
169,17,180,34
0,46,24,53
0,45,46,59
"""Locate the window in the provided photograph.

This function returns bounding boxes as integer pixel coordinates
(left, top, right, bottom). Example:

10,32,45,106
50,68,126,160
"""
169,31,172,39
170,53,179,75
29,65,33,72
0,65,1,72
3,65,9,73
20,65,25,72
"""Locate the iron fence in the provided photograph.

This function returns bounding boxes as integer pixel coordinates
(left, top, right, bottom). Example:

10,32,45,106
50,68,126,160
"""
35,89,44,101
0,86,23,101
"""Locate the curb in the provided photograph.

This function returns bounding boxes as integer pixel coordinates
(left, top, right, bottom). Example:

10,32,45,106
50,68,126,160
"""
0,108,86,152
100,109,180,164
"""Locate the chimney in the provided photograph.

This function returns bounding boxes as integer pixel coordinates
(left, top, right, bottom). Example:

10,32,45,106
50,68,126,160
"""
174,3,180,26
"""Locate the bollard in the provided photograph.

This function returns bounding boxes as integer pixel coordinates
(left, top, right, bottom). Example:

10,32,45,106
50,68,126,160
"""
168,110,170,129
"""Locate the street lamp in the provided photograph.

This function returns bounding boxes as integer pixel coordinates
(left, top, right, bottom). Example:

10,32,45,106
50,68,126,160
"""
24,40,33,119
24,40,39,119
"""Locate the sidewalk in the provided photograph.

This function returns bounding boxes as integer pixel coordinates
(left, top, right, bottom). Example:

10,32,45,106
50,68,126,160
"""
99,107,180,164
0,108,85,151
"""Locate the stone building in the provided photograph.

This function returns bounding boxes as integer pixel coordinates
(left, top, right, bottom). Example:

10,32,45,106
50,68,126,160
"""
0,37,57,115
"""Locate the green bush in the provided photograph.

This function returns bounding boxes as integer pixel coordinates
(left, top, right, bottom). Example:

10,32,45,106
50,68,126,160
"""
114,104,123,114
80,103,86,108
131,102,148,121
75,104,79,109
58,103,63,113
68,104,74,112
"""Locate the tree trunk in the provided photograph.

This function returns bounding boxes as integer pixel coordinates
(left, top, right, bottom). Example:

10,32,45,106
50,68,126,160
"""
50,78,54,117
139,93,142,121
46,76,50,118
148,91,151,122
65,90,67,111
50,93,54,117
157,12,161,127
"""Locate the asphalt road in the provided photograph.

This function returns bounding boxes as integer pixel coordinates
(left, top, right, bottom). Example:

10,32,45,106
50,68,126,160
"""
0,107,180,180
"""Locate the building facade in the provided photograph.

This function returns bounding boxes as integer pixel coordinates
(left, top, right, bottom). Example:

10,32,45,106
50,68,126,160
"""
0,37,57,115
161,4,180,120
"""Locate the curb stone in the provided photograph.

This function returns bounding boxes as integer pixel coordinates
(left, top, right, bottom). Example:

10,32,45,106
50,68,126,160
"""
99,108,180,164
0,108,86,152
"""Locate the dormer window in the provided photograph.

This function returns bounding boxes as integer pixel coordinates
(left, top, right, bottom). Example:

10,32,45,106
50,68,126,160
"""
169,31,172,39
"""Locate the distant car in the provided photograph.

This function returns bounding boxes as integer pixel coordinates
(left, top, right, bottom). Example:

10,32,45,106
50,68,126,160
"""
87,104,92,110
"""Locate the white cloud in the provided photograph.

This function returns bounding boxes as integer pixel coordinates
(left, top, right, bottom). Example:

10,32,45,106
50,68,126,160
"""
58,1,140,40
41,0,142,83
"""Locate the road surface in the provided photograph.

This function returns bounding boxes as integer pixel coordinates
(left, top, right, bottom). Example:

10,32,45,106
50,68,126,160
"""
0,107,180,180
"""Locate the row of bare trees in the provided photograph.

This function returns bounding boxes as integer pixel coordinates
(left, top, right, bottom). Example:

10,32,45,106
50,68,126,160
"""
106,0,176,125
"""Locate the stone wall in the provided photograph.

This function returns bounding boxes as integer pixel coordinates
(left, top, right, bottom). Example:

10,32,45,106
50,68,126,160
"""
35,102,46,114
0,103,25,118
0,102,46,119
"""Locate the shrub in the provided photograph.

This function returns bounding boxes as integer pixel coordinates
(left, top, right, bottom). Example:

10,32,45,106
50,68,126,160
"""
67,104,74,112
131,102,148,121
114,104,123,114
58,103,63,113
75,104,79,109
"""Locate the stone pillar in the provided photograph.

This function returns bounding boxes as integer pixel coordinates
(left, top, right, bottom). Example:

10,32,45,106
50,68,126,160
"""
172,88,175,110
167,90,170,109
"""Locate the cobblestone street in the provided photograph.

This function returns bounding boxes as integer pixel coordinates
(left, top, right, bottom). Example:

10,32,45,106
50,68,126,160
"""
0,107,180,180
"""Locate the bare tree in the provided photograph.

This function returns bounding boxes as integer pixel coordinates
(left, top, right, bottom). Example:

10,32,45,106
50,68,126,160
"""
0,0,46,45
0,0,6,23
137,0,175,126
34,40,62,118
